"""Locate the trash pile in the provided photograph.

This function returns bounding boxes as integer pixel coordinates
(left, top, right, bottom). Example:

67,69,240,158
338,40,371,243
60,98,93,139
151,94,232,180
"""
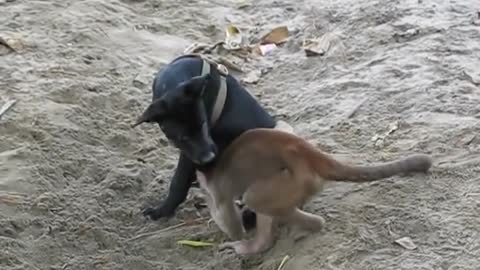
183,24,346,85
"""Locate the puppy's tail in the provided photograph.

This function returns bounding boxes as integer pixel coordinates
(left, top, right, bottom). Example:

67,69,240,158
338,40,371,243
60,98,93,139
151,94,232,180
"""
322,154,432,182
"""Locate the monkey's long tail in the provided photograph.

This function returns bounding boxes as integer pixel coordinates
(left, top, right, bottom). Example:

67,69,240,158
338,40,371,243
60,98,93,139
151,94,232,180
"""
324,154,432,182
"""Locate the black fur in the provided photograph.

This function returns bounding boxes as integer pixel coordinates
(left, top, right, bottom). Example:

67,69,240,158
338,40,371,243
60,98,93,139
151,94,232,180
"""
134,56,275,229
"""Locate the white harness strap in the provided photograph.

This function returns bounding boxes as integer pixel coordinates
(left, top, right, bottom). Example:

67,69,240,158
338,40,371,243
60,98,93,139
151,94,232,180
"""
200,59,228,126
201,58,211,76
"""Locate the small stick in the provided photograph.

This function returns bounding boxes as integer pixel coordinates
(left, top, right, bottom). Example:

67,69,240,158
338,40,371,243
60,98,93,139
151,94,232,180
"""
127,217,207,242
127,222,186,242
0,99,17,119
277,255,290,270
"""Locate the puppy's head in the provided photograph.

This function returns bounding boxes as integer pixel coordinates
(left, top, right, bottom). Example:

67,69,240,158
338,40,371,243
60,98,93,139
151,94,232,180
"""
133,74,218,165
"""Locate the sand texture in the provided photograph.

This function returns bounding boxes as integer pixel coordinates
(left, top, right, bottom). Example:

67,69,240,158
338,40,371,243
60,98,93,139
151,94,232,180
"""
1,0,480,269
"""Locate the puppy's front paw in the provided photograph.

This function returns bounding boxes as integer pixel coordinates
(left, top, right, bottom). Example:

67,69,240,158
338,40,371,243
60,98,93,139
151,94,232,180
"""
142,206,174,221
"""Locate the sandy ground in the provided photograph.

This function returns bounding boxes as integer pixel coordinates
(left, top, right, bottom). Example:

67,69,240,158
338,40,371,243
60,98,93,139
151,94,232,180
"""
1,0,480,269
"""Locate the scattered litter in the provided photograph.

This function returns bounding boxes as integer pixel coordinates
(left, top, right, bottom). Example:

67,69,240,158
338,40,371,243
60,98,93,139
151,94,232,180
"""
177,240,215,248
236,1,251,9
371,121,399,147
404,29,419,36
471,11,480,25
393,28,420,42
0,32,24,52
242,69,262,84
181,25,289,86
394,236,417,250
184,42,207,54
257,43,277,56
183,41,225,55
0,99,17,120
217,56,244,73
224,25,248,50
460,70,480,86
277,255,290,270
132,71,152,89
459,134,476,146
260,26,289,45
302,32,345,57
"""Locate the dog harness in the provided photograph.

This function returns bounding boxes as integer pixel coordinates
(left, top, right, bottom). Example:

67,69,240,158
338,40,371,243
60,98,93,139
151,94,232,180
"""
171,53,228,127
199,58,228,127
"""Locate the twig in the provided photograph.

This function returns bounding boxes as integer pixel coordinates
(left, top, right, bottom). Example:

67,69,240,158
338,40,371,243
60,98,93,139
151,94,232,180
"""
0,99,17,119
277,255,290,270
127,217,207,242
47,68,78,77
127,222,186,242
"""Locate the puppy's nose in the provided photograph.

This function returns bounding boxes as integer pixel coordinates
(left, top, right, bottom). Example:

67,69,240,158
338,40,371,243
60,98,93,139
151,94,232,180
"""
200,151,216,164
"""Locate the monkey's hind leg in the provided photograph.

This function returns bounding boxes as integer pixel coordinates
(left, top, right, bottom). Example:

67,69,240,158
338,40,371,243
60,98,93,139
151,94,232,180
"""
197,171,245,240
288,208,325,232
219,212,274,255
220,213,274,255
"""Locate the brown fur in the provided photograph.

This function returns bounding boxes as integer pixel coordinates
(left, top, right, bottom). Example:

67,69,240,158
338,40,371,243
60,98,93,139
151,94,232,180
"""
197,128,432,255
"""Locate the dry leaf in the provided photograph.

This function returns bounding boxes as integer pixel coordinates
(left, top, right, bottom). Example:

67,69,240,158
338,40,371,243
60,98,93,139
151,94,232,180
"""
394,236,417,250
177,239,215,247
260,26,289,45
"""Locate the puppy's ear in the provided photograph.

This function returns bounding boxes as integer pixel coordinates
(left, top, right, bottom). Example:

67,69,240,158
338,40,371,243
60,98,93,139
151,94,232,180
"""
131,98,167,128
184,73,212,98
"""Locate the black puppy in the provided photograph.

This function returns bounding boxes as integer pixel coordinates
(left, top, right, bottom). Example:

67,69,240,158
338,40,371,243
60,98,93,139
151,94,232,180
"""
133,55,276,229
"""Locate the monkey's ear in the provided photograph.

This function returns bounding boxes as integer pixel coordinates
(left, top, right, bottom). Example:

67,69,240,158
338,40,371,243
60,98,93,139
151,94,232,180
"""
184,73,212,98
131,98,167,128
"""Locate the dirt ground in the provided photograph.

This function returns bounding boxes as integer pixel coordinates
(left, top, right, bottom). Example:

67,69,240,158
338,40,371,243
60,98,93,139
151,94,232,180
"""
1,0,480,269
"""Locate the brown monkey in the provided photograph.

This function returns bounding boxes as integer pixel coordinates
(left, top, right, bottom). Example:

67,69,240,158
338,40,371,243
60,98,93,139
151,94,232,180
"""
197,128,432,255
